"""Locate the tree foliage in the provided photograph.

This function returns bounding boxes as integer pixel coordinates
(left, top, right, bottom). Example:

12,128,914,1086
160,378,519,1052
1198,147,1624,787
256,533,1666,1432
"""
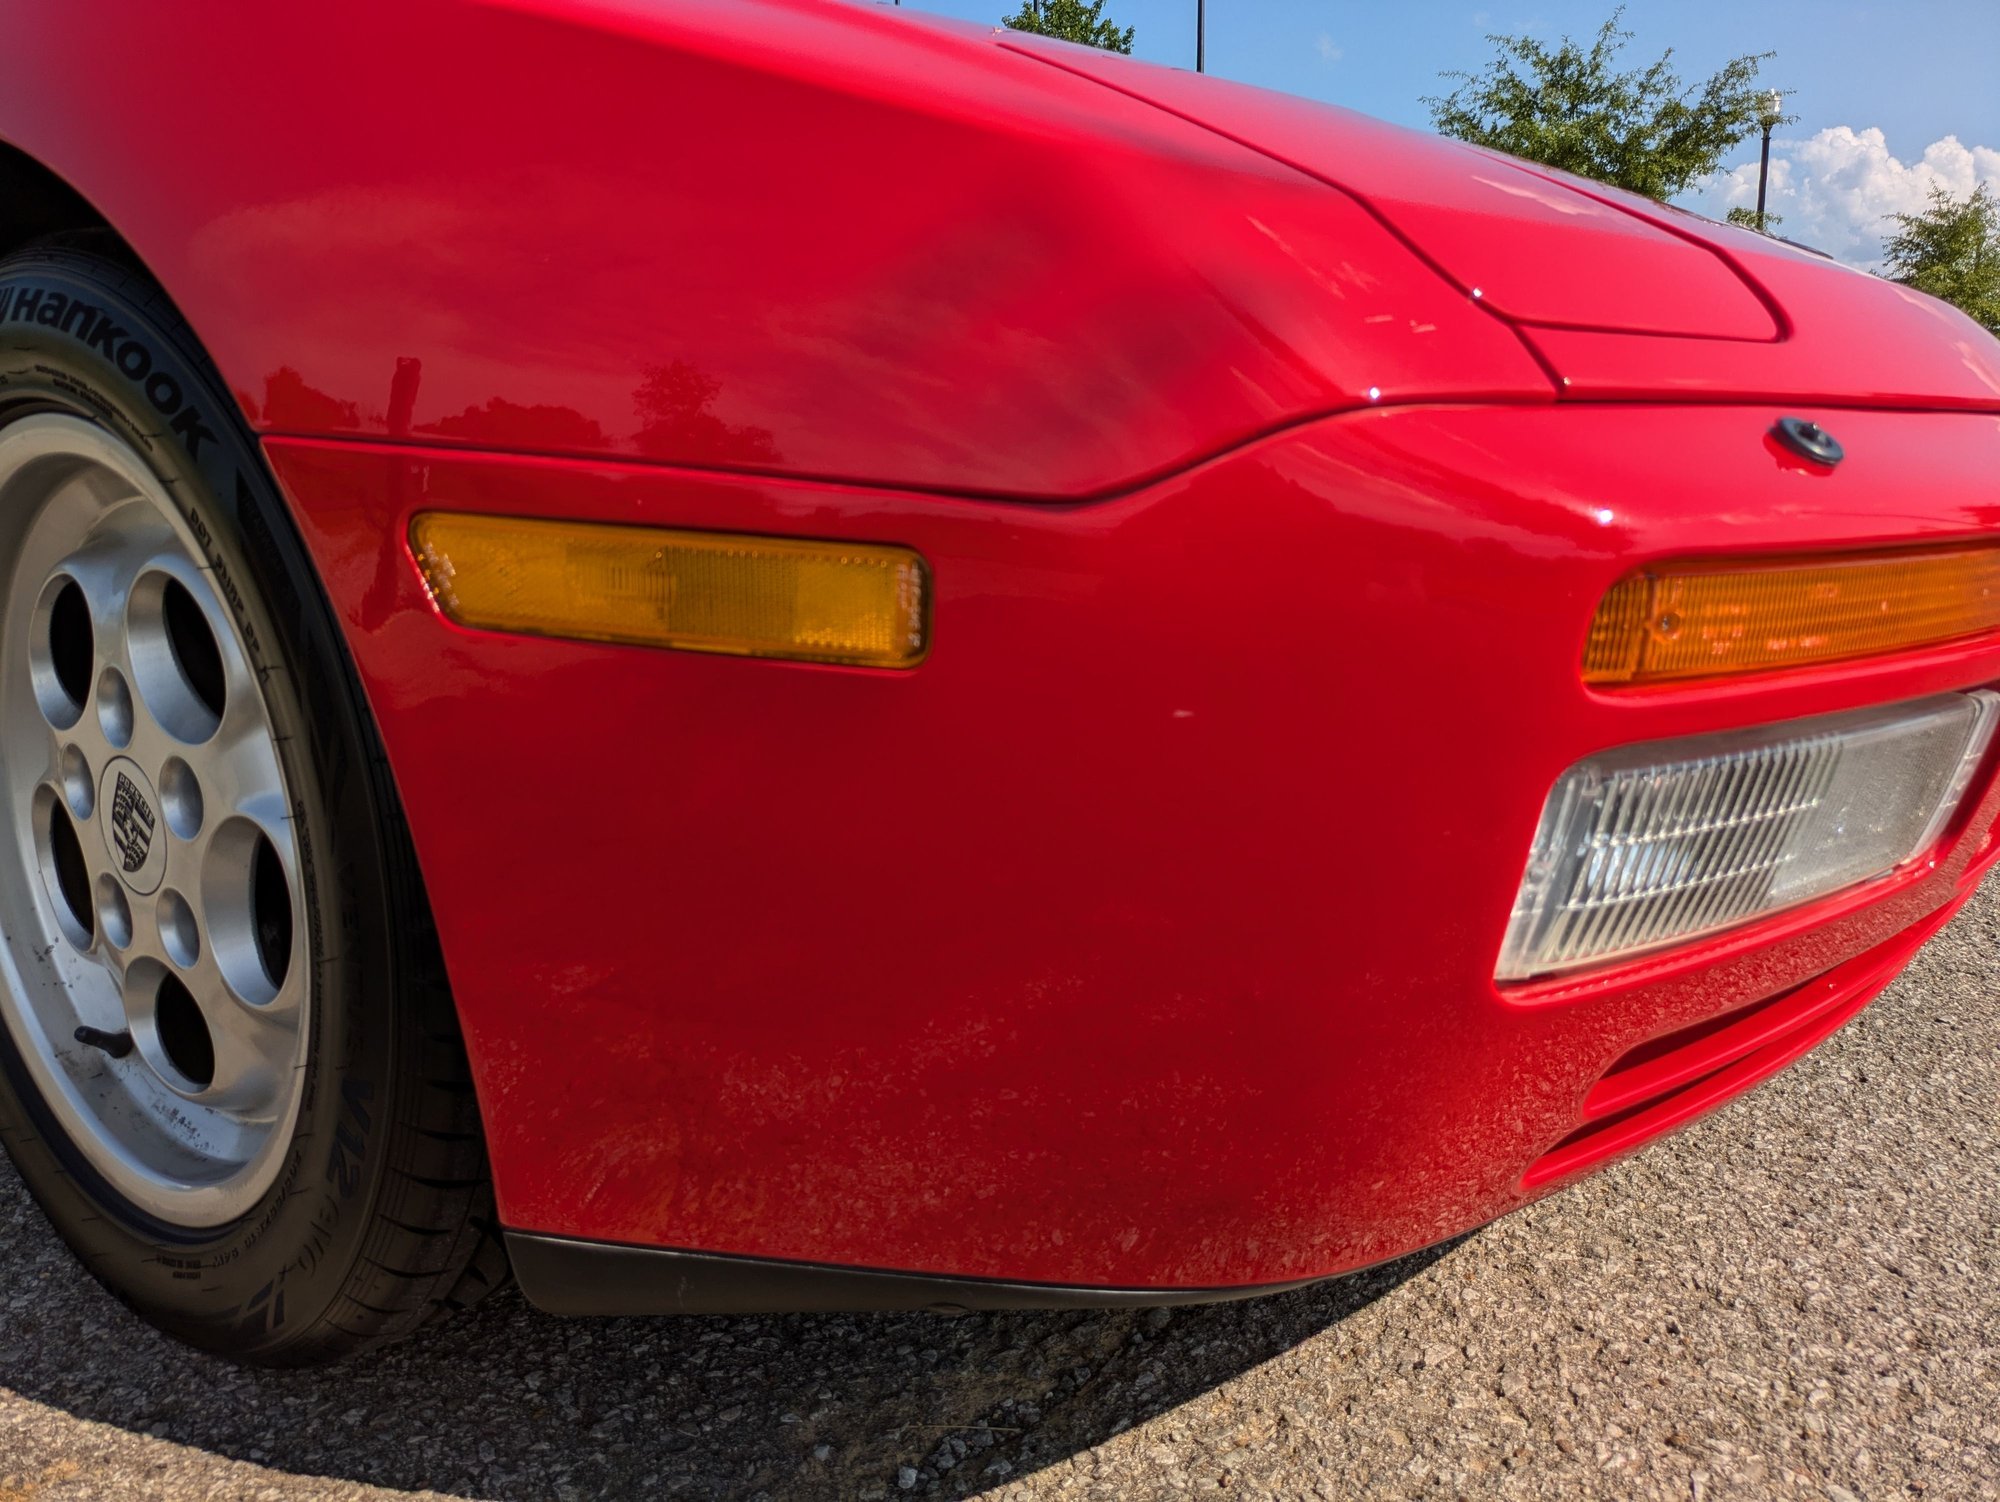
1725,206,1782,233
1881,185,2000,331
1001,0,1134,54
1426,9,1776,200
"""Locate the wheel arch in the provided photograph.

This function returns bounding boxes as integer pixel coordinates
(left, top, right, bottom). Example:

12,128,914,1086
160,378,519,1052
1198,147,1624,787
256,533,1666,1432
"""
0,149,485,1132
0,139,142,270
0,138,109,244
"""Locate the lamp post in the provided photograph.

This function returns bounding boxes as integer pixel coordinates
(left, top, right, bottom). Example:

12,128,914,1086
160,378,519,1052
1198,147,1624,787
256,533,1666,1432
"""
1196,0,1205,72
1755,90,1784,232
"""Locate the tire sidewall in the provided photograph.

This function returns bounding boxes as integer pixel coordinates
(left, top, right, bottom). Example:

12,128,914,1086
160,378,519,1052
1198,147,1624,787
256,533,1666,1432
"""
0,252,398,1355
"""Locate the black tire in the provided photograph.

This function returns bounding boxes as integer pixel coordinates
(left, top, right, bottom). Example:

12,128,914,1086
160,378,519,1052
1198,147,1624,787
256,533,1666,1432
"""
0,244,507,1365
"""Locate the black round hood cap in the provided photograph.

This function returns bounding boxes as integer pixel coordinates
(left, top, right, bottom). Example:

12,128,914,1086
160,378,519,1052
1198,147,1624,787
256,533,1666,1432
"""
1774,416,1844,466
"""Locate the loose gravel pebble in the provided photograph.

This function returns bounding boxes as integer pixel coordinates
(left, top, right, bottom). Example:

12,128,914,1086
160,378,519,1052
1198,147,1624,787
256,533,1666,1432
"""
0,876,1996,1500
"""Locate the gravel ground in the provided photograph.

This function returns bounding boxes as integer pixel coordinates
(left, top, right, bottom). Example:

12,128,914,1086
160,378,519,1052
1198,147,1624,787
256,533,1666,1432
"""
0,878,1996,1502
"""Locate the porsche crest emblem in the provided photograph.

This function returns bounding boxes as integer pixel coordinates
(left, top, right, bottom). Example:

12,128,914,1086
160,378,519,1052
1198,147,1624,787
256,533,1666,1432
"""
110,771,156,875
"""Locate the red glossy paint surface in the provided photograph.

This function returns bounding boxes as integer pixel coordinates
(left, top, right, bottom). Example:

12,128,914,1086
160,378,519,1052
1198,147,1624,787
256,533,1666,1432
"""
1003,37,1779,343
5,0,1996,1289
265,402,2000,1287
9,0,1995,513
0,0,1551,499
1016,36,2000,412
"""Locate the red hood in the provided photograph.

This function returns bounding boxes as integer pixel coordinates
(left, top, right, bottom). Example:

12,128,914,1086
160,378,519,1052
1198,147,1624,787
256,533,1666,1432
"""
1000,34,2000,413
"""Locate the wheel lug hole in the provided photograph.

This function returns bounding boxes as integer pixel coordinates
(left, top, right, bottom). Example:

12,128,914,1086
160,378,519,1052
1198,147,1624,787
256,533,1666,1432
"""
160,757,204,841
34,575,94,730
142,965,215,1092
157,888,200,968
128,573,225,744
97,666,134,748
203,821,291,1006
61,745,94,820
38,790,95,949
96,875,133,950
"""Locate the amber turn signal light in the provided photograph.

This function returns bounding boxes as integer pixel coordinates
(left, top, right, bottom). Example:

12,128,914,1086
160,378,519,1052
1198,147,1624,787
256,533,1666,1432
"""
409,512,928,667
1583,545,2000,686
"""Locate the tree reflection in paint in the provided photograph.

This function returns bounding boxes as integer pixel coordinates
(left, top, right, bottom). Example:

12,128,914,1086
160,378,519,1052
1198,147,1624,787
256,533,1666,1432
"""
632,360,779,466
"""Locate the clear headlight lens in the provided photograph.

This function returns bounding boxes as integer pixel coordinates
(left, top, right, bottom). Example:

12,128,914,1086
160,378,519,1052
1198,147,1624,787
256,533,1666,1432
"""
1499,691,1999,981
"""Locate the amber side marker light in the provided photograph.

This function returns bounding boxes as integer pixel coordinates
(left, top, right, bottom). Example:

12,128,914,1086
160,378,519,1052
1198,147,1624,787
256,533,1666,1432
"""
409,513,928,667
1583,545,2000,686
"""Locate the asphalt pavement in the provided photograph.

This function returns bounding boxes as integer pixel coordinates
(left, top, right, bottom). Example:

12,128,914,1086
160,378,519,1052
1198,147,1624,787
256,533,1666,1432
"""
0,875,1996,1501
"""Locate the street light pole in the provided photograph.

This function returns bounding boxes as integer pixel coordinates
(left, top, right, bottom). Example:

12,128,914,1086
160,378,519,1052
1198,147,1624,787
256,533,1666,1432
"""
1196,0,1205,72
1755,90,1784,233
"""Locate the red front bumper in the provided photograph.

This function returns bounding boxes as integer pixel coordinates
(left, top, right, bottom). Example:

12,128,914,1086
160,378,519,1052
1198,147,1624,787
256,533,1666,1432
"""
264,401,2000,1294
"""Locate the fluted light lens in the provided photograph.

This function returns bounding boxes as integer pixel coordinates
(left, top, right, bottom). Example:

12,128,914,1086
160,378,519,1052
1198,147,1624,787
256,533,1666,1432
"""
410,513,927,667
1583,546,2000,686
1499,691,1998,981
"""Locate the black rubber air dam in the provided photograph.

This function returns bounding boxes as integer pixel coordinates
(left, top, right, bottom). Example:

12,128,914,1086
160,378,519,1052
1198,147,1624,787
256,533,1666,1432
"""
505,1233,1321,1317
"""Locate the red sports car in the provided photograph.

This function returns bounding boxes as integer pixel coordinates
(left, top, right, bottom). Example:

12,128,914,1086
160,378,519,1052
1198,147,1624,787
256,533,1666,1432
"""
0,0,1996,1367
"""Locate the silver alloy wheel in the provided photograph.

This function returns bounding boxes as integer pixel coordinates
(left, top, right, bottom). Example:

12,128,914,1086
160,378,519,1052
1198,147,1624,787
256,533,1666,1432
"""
0,413,308,1228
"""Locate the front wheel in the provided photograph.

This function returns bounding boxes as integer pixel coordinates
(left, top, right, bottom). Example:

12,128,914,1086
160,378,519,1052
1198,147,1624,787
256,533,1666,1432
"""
0,247,503,1364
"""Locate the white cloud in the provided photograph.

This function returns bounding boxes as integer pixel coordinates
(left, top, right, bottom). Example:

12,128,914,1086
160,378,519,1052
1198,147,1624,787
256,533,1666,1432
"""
1315,32,1343,63
1691,126,2000,269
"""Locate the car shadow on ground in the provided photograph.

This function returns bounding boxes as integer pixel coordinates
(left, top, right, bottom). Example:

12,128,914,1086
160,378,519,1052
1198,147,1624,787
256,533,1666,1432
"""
0,1159,1463,1499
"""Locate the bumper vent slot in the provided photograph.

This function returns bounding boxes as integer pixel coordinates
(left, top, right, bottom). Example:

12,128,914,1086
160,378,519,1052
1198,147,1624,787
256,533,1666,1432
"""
1521,904,1958,1189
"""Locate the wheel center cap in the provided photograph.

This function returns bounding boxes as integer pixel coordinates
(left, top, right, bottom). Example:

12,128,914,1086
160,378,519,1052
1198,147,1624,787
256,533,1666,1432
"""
99,757,164,896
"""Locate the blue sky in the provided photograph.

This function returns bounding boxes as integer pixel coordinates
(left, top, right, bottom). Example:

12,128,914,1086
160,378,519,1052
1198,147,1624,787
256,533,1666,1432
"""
879,1,2000,265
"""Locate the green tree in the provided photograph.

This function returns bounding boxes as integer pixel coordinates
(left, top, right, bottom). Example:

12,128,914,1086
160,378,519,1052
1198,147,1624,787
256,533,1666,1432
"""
1426,9,1776,200
1001,0,1134,54
1725,206,1782,233
1881,184,2000,330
